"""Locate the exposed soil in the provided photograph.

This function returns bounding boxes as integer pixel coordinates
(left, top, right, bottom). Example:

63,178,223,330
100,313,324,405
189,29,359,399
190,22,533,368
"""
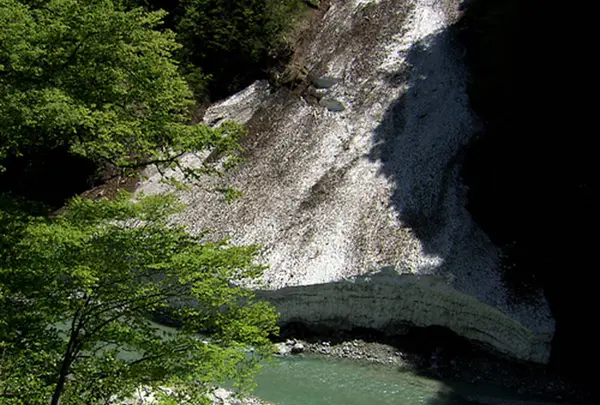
78,167,140,201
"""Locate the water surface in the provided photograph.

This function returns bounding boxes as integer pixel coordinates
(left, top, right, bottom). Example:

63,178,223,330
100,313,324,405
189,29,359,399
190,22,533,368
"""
252,355,478,405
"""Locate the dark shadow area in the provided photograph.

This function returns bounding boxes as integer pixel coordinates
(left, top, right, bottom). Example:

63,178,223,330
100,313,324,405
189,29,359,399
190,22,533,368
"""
457,0,595,401
0,148,99,211
367,28,471,256
363,0,594,402
126,0,302,102
458,0,533,293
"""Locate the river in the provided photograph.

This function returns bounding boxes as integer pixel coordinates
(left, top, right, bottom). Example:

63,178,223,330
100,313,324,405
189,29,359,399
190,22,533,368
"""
248,354,550,405
252,354,446,405
141,322,559,405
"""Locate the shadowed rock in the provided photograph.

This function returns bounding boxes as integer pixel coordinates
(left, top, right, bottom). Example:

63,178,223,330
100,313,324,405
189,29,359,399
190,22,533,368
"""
319,98,345,111
311,76,341,89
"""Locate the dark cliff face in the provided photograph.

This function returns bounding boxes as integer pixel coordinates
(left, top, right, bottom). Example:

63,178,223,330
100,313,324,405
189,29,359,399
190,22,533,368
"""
458,0,593,385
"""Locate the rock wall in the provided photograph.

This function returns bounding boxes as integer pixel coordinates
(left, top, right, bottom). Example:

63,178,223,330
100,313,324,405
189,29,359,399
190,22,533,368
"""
138,0,554,363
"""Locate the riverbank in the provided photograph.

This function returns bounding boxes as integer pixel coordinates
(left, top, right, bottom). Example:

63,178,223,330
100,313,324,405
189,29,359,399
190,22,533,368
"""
274,338,592,404
119,386,270,405
208,388,269,405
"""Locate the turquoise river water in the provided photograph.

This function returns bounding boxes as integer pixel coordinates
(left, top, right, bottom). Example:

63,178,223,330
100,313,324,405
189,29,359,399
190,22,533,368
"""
249,354,537,405
110,322,558,405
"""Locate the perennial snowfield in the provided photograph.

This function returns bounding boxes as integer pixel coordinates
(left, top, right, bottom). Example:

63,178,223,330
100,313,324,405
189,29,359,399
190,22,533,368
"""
139,0,554,363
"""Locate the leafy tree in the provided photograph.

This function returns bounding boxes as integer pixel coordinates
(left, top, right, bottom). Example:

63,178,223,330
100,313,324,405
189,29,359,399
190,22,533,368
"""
175,0,305,99
0,0,244,173
119,0,305,100
0,192,278,405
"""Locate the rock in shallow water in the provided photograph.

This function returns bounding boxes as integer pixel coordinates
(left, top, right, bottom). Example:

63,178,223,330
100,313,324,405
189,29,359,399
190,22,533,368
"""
291,343,305,354
275,342,292,356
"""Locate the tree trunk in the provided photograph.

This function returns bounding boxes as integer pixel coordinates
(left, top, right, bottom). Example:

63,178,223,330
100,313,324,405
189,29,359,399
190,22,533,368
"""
51,308,84,405
50,354,71,405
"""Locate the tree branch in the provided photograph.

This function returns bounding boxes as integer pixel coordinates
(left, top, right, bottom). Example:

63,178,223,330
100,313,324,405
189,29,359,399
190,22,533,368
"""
51,302,87,405
124,344,193,368
117,150,188,170
83,289,186,340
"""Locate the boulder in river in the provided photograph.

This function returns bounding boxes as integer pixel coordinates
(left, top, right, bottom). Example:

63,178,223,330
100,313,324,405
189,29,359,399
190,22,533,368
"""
291,343,305,354
275,343,292,356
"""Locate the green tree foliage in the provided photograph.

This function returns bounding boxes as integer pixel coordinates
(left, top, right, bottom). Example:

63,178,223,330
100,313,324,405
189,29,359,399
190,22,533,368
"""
0,0,244,173
175,0,304,99
0,192,278,404
0,2,280,402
